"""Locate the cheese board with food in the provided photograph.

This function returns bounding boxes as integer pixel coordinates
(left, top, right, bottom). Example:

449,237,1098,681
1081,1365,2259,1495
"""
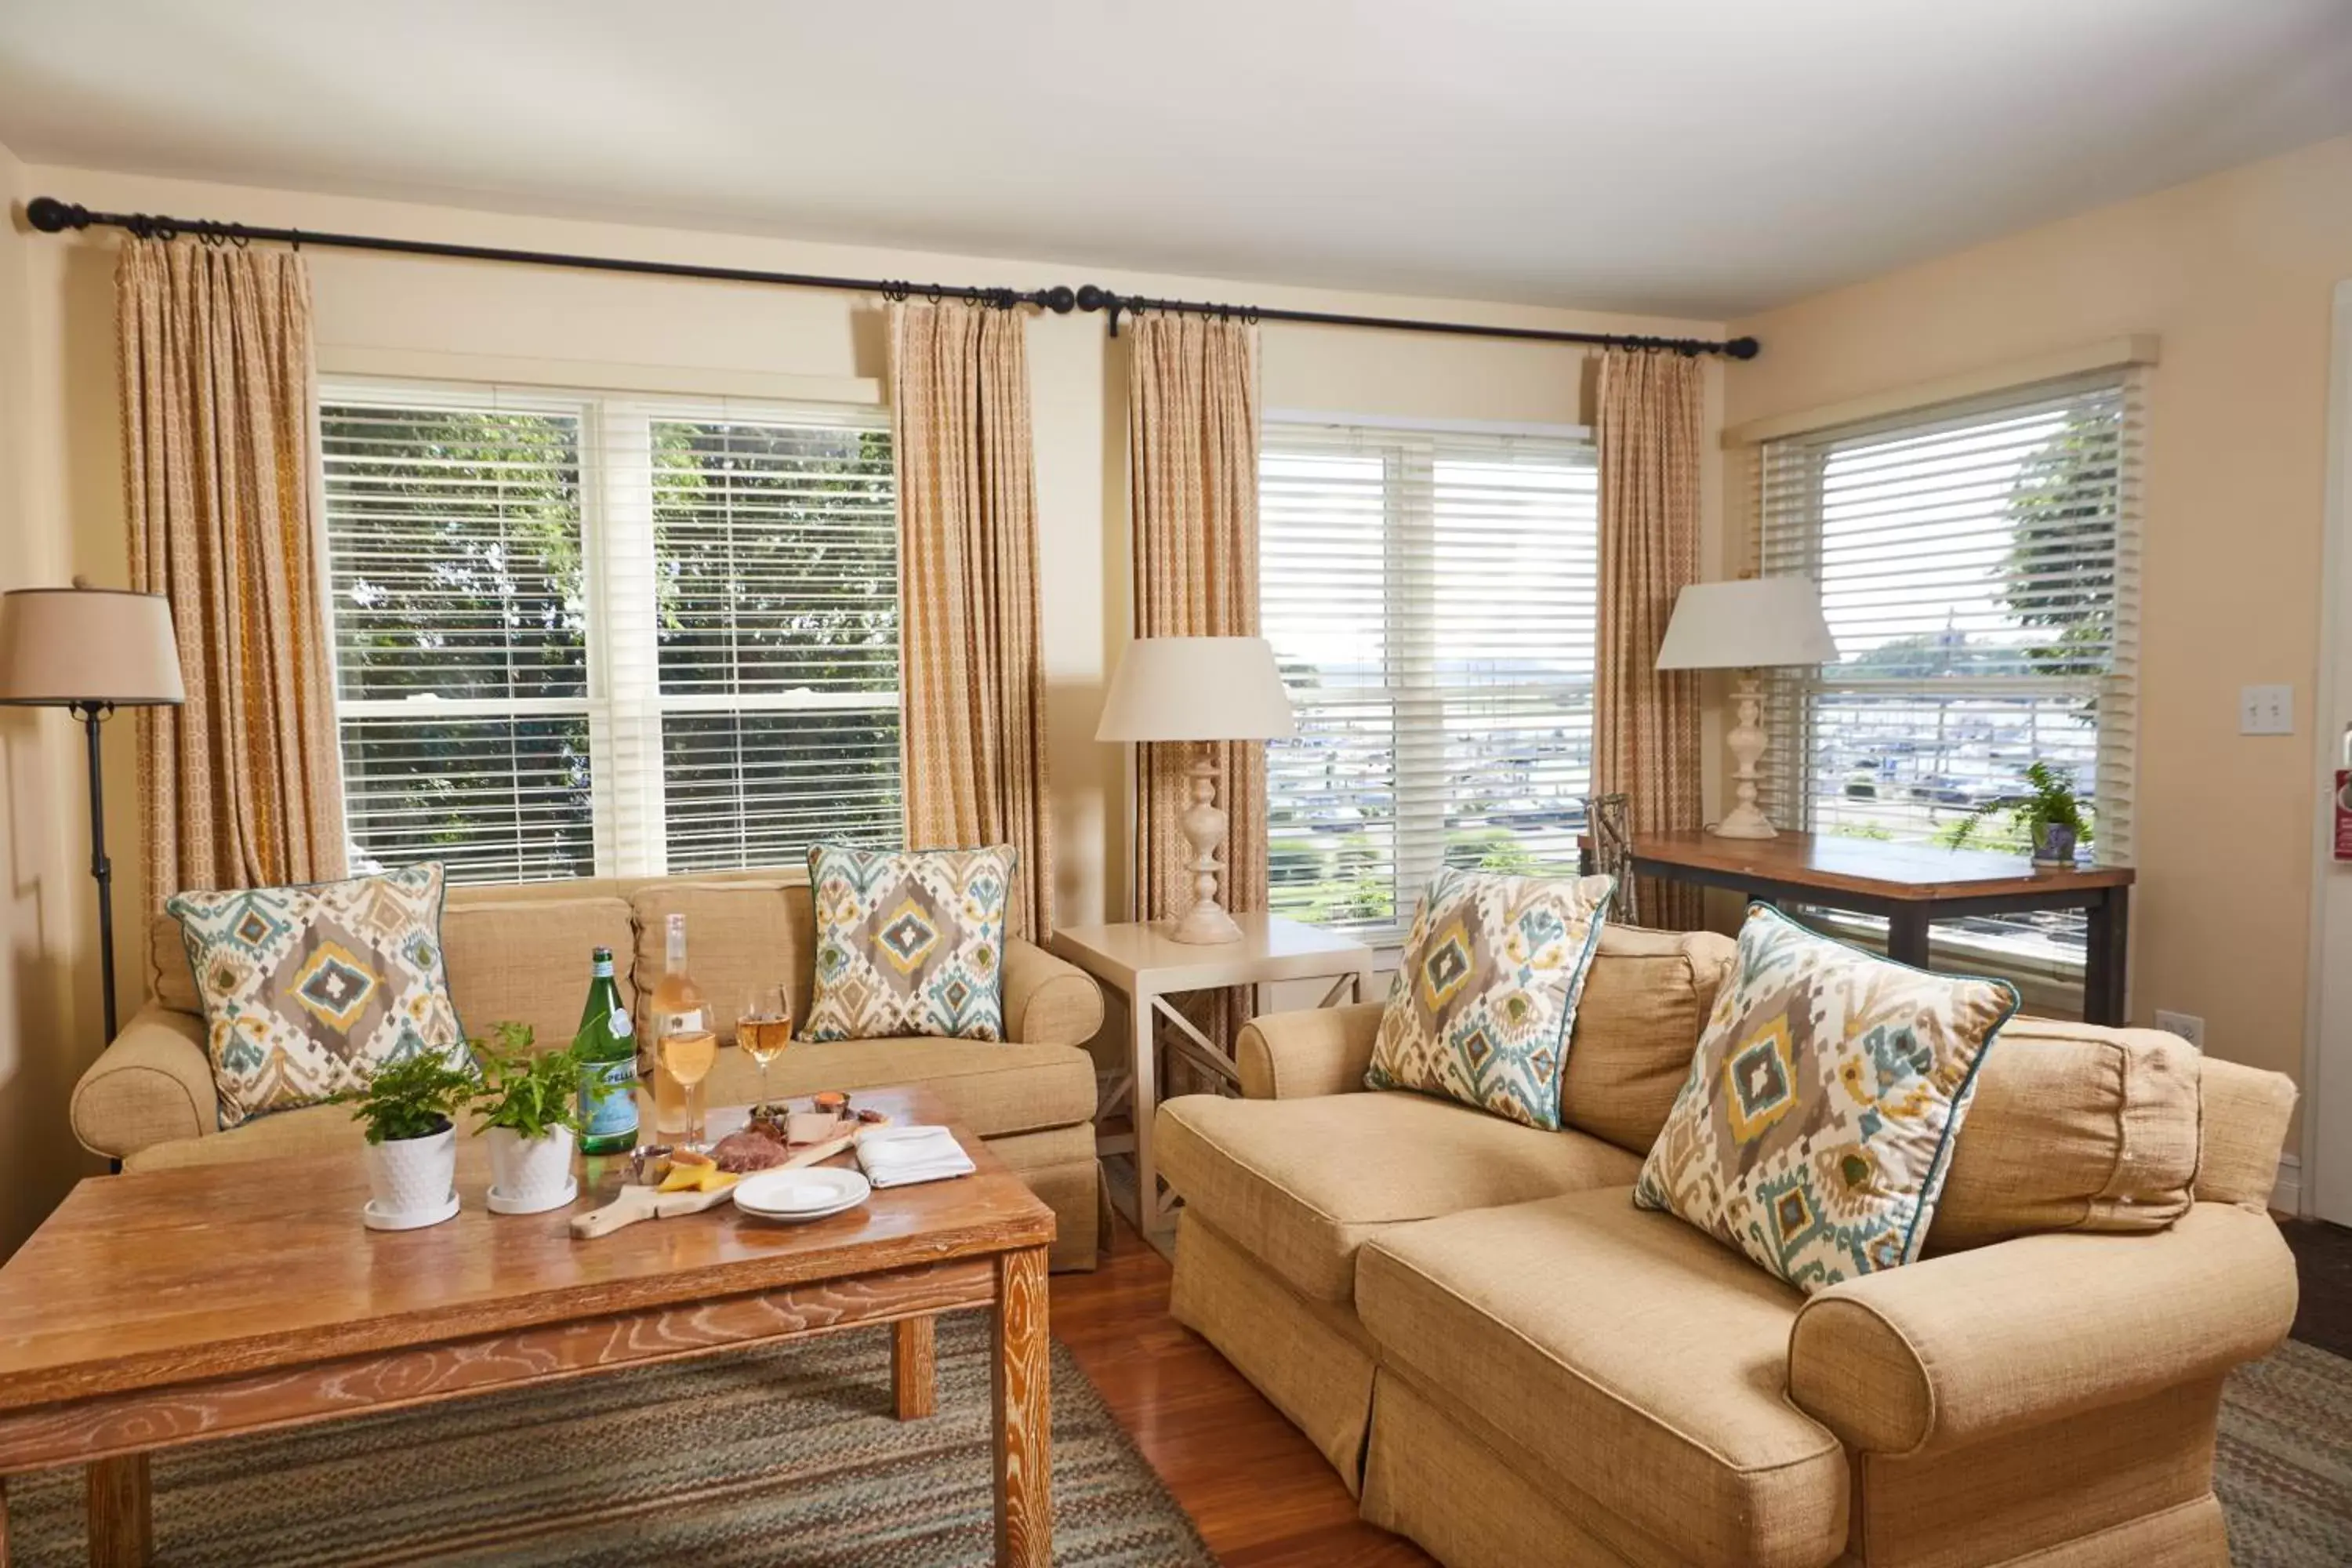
568,1097,887,1240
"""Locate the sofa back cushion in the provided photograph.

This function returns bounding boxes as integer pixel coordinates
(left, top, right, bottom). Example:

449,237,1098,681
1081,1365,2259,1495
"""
628,880,815,1043
2191,1053,2299,1209
1924,1017,2199,1250
439,893,637,1053
1560,924,1736,1155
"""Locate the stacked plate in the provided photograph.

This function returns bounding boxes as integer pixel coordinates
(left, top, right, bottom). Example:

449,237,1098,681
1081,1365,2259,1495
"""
732,1167,871,1224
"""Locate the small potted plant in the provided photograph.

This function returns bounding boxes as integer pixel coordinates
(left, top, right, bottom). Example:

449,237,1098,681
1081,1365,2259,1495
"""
471,1022,585,1215
1950,760,2094,867
339,1049,477,1231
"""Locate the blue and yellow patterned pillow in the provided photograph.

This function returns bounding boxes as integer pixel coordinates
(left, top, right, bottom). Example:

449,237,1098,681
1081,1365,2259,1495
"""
167,862,466,1128
804,844,1014,1042
1364,868,1615,1130
1634,904,2019,1293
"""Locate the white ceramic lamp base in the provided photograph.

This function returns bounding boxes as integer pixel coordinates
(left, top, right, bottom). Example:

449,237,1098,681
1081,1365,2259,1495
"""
1711,676,1780,840
1169,746,1244,945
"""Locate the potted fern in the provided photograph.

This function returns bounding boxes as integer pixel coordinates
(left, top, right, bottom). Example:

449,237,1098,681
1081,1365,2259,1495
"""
339,1050,477,1231
472,1022,585,1215
1950,760,2093,867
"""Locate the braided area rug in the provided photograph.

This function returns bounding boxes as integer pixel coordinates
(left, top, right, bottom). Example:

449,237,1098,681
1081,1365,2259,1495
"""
4,1312,1214,1566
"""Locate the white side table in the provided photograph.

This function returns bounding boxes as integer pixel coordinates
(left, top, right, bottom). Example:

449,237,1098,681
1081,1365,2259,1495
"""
1048,913,1377,1248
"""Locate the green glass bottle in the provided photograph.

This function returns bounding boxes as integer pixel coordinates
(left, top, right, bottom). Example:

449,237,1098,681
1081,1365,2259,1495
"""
574,946,640,1156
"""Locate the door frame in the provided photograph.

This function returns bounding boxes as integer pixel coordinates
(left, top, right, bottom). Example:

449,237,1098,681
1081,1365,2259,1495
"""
2304,277,2352,1224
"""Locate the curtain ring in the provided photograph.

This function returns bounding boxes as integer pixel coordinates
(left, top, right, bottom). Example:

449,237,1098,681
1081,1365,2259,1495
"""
926,285,943,304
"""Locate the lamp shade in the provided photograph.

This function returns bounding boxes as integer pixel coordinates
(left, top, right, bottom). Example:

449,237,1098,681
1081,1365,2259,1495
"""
0,584,186,706
1653,578,1838,671
1097,636,1296,743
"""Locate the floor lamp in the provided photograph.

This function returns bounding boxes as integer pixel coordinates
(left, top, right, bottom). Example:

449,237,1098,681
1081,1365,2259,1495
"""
0,580,185,1043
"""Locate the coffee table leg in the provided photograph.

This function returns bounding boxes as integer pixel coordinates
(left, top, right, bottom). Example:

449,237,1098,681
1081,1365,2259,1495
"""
991,1245,1051,1568
893,1315,938,1420
2,1471,13,1568
86,1454,151,1567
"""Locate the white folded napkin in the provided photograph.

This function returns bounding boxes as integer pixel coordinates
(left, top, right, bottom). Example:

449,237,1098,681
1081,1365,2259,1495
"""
855,1124,976,1188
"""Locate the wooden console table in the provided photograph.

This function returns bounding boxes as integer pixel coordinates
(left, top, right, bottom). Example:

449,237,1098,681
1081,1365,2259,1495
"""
1622,829,2135,1025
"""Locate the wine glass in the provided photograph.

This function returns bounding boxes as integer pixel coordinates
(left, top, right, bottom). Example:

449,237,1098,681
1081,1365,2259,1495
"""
738,984,793,1110
659,1028,719,1148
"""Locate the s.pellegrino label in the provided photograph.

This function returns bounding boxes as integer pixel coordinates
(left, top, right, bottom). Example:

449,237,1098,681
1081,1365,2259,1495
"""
573,946,639,1156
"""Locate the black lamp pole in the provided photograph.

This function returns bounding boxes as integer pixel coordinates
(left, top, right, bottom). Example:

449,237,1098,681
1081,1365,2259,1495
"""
70,701,122,1044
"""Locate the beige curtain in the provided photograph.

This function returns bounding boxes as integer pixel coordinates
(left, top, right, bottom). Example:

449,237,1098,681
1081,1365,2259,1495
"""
118,239,345,906
1127,314,1265,938
1594,349,1706,930
889,300,1054,938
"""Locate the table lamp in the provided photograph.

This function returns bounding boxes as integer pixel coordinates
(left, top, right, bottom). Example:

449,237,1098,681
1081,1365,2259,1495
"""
1098,636,1296,944
1654,577,1838,840
0,579,187,1041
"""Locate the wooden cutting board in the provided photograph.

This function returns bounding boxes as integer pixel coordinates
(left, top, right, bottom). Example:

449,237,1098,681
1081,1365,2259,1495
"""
569,1115,880,1239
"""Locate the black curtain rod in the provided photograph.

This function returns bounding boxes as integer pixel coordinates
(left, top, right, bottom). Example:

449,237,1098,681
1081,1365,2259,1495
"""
25,196,1759,360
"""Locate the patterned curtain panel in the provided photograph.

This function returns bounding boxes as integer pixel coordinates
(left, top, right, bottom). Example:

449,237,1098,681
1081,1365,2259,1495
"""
117,238,346,907
888,300,1054,939
1594,349,1706,931
1127,315,1266,929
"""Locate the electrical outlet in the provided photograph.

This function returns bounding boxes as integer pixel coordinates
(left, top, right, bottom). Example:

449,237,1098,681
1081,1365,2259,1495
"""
2239,684,2294,735
2154,1010,2205,1050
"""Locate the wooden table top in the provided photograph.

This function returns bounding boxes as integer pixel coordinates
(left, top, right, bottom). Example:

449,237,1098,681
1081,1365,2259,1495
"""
1630,828,2136,902
0,1086,1052,1414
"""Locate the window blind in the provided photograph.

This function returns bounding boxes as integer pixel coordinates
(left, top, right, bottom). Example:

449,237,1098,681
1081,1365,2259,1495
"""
320,385,903,887
1261,423,1598,939
321,399,597,884
1757,372,2141,968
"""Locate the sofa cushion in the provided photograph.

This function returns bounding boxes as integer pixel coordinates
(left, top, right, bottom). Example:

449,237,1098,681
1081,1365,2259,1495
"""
441,896,637,1053
1155,1091,1642,1303
702,1036,1095,1138
1563,924,1736,1155
805,843,1014,1042
1357,1188,1848,1568
1926,1017,2199,1250
1367,869,1615,1129
627,880,816,1040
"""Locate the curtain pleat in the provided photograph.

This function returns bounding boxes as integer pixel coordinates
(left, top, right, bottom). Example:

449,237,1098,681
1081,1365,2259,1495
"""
888,300,1054,939
117,238,345,907
1595,350,1706,930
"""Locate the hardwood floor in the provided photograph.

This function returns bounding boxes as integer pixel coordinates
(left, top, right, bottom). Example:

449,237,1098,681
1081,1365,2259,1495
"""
1051,1219,1435,1566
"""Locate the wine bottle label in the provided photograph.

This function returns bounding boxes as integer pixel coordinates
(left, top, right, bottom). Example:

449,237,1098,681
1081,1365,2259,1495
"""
579,1059,638,1139
660,1009,705,1036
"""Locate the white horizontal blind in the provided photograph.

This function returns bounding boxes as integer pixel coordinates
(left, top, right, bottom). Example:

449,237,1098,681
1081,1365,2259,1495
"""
319,383,904,887
321,397,597,884
652,414,902,871
1758,372,2141,968
1261,423,1598,939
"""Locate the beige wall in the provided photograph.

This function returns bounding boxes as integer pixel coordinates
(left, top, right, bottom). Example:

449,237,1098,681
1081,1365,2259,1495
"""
2,162,1723,1255
1724,133,2352,1126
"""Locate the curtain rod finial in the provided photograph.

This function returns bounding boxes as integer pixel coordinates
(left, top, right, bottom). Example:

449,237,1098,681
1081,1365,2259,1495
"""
26,196,87,234
1727,336,1762,361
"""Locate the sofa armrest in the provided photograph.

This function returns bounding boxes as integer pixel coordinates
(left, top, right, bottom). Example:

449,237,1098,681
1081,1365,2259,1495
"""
71,1004,217,1160
1004,939,1104,1047
1788,1203,2296,1457
1235,1003,1385,1099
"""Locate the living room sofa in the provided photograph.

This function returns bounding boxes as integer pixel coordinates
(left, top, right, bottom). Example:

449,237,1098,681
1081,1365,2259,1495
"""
1156,924,2302,1566
71,872,1109,1272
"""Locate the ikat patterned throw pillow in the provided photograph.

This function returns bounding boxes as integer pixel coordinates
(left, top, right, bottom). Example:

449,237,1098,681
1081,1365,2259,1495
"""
804,843,1014,1043
167,862,466,1129
1364,868,1616,1131
1633,903,2020,1294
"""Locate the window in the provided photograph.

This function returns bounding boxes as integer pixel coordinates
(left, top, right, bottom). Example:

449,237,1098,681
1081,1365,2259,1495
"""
1260,421,1599,939
321,384,900,885
1757,372,2140,973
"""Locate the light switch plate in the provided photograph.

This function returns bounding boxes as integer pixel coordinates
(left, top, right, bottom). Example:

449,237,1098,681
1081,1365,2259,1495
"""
2239,684,2294,735
2153,1010,2205,1050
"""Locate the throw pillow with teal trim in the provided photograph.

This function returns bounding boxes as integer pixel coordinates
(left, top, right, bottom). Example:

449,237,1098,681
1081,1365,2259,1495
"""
1364,868,1616,1130
1634,903,2020,1294
804,843,1014,1042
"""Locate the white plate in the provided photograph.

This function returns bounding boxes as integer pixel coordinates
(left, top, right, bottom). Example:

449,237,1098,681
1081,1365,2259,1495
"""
733,1166,871,1221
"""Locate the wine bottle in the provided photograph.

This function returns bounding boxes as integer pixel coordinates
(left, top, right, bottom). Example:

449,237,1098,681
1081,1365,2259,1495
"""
648,913,706,1138
572,946,639,1156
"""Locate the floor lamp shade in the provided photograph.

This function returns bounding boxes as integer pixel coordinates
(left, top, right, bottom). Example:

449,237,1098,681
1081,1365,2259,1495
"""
0,582,187,1047
1653,578,1838,840
1098,637,1295,944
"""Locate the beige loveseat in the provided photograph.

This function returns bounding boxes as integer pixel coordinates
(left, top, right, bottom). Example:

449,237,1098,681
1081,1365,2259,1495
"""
71,873,1109,1272
1156,924,2302,1566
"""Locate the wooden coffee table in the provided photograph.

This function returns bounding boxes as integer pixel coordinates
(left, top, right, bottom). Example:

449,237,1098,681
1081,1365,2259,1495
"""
0,1086,1054,1567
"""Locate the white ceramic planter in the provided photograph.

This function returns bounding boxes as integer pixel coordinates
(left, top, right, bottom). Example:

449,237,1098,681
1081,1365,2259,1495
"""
484,1125,579,1215
362,1123,459,1230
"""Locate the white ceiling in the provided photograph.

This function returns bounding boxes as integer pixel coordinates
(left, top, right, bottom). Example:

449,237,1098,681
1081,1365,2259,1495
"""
3,1,2349,319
